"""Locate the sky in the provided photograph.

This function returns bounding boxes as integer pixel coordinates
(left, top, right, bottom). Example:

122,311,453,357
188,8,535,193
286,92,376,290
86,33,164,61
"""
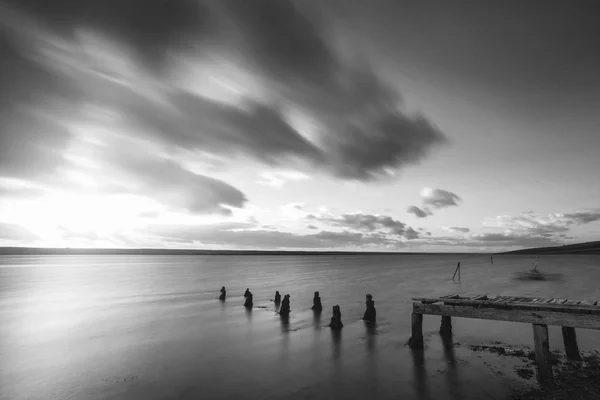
1,0,599,252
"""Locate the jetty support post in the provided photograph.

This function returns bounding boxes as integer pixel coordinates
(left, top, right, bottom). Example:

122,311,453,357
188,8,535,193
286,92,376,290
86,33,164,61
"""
409,311,424,348
532,323,554,386
440,316,452,338
561,326,581,361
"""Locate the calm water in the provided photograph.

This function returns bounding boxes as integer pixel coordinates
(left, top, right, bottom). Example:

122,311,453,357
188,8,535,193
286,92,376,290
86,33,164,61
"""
1,254,599,400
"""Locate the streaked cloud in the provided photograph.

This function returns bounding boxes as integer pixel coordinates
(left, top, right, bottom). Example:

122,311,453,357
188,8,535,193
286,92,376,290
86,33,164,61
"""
0,0,446,189
442,226,471,233
60,131,247,215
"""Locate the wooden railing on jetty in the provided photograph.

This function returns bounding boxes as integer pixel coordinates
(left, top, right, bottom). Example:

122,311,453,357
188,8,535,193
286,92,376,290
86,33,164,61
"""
409,293,600,385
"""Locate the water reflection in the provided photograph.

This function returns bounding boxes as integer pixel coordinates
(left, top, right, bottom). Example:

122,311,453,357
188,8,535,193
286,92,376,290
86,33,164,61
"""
245,307,252,321
280,323,290,363
410,347,429,400
313,309,322,330
330,328,342,371
280,313,290,330
441,332,461,400
365,323,377,353
365,324,379,395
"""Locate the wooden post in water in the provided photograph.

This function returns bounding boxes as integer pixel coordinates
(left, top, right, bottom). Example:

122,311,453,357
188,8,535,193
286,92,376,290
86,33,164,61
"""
532,323,554,385
452,262,461,281
409,312,424,348
561,326,581,361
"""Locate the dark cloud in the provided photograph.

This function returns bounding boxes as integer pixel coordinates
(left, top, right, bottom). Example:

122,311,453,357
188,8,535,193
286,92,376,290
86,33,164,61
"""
2,0,209,73
421,188,461,209
407,205,432,218
0,222,39,242
307,225,318,230
443,226,470,233
0,29,77,179
562,210,600,225
404,227,420,239
1,0,446,187
218,0,447,179
407,188,461,218
308,212,420,239
128,93,326,168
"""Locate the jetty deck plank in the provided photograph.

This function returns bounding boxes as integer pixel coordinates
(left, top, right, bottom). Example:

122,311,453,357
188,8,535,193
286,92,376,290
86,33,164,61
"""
412,303,600,330
411,297,600,315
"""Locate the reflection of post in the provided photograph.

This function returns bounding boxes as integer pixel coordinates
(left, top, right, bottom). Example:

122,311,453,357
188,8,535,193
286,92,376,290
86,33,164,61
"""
365,326,378,395
440,331,461,400
410,346,429,400
330,328,342,376
490,256,493,265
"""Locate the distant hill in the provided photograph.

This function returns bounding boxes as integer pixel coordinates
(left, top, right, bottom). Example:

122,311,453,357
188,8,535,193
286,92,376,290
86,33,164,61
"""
499,241,600,255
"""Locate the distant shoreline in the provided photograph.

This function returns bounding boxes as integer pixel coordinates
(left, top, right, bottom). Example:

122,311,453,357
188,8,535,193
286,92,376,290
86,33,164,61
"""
497,241,600,255
1,243,599,256
0,247,488,256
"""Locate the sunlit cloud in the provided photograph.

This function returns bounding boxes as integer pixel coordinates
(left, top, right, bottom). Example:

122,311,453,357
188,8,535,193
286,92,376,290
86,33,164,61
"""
257,170,311,187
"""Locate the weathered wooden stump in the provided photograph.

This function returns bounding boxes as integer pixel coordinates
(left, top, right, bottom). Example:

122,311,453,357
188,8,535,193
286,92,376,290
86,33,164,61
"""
279,294,291,315
408,312,424,348
311,291,322,311
439,316,452,336
362,294,376,324
219,286,226,301
532,323,554,386
274,291,281,304
244,288,250,298
561,326,581,361
243,292,253,308
329,305,343,329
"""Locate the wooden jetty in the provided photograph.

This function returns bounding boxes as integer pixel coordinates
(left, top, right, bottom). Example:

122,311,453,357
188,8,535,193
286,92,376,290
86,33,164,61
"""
409,293,600,385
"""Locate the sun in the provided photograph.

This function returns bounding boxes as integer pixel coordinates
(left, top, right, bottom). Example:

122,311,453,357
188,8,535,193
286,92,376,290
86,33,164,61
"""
7,191,158,245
